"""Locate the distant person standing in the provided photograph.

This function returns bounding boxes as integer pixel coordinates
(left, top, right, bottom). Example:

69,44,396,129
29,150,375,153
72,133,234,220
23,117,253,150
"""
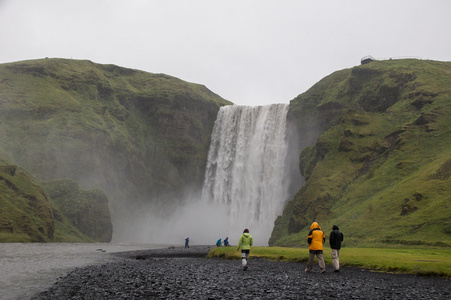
305,222,326,273
216,238,222,247
236,228,253,270
224,237,229,246
185,237,189,248
329,225,344,272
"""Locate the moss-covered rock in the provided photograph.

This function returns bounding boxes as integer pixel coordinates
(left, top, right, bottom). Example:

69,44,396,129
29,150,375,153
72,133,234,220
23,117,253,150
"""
43,179,112,242
0,58,231,240
0,157,112,242
271,59,451,247
0,160,54,242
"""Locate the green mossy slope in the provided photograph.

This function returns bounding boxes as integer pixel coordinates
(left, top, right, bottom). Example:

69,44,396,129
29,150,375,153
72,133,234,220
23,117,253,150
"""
271,59,451,247
0,159,54,242
0,58,231,240
43,179,112,242
0,157,111,242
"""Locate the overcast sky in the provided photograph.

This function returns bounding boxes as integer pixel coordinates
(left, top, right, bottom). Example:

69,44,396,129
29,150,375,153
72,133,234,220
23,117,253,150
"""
1,0,450,106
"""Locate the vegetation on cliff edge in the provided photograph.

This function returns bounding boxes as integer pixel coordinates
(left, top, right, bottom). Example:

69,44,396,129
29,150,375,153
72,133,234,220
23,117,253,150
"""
0,58,231,241
271,59,451,248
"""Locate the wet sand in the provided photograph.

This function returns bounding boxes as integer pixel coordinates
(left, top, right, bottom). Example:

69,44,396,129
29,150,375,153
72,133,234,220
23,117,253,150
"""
32,246,450,299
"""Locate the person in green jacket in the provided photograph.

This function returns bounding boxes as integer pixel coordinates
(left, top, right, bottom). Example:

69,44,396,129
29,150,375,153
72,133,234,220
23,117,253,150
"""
236,228,253,270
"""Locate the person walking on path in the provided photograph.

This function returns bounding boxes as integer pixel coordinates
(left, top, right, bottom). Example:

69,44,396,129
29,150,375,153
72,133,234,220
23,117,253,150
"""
185,237,189,248
305,222,326,273
237,228,253,270
329,225,344,272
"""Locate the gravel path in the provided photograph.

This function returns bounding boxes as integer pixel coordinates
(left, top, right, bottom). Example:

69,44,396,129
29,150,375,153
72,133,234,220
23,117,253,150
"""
32,246,450,299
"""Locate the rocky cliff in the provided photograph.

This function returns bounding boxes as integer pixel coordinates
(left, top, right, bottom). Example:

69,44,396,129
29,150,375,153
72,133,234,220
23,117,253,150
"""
3,57,449,247
0,58,231,242
270,59,451,247
0,157,111,242
0,159,54,242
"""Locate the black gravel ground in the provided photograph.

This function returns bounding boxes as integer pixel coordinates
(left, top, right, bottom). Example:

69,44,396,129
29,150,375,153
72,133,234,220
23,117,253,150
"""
33,246,450,299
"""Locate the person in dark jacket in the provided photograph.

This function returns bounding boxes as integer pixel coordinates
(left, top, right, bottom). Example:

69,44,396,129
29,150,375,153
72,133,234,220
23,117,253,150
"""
329,225,344,272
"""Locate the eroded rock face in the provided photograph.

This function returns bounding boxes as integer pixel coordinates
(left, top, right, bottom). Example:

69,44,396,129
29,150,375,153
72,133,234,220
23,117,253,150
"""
0,159,112,242
0,58,231,241
271,59,451,247
44,179,112,242
0,163,54,242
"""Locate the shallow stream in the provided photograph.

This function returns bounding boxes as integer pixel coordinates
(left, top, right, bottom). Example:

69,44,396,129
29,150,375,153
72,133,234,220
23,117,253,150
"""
0,243,171,300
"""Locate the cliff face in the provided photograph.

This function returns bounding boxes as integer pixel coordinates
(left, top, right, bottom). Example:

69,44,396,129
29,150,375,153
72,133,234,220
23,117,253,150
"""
270,59,451,247
0,158,111,242
0,58,231,241
0,161,54,242
44,178,112,242
4,57,449,246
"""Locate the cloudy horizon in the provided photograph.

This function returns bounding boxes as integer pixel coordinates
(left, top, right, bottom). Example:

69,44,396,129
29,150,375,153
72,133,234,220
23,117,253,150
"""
1,0,450,106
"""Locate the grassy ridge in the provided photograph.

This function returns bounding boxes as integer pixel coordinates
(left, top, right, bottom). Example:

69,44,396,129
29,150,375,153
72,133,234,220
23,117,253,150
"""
0,58,231,241
208,246,451,278
272,59,451,248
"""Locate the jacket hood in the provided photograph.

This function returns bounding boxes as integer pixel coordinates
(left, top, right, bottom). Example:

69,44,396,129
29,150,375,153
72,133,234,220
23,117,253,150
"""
310,222,321,230
333,225,339,230
243,233,251,237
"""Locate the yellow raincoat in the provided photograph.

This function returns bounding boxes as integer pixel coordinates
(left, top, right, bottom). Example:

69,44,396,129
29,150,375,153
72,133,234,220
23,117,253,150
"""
307,222,325,251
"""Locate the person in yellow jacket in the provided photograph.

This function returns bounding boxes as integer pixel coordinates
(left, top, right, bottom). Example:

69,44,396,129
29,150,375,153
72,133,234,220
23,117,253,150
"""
305,222,326,273
236,228,253,270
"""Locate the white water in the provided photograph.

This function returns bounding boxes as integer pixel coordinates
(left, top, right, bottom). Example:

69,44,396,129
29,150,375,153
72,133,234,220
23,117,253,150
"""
123,103,300,246
201,104,293,245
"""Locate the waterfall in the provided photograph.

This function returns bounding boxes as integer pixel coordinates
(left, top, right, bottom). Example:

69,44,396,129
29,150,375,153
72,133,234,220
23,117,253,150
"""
201,104,293,245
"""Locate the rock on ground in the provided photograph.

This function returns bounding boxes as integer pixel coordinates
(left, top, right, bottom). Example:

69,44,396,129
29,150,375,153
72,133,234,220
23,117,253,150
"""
32,246,450,299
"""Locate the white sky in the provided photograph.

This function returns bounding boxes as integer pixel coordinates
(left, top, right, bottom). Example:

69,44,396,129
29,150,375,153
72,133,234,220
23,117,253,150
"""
1,0,450,106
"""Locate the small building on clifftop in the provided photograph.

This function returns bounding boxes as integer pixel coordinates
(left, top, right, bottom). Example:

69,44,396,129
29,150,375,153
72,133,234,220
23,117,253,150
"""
361,55,376,64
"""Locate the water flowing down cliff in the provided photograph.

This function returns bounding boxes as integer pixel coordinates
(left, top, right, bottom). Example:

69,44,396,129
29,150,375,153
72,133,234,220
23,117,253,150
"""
201,104,297,244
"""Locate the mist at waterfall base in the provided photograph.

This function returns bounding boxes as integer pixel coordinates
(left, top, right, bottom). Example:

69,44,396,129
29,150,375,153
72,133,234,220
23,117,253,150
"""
123,104,302,246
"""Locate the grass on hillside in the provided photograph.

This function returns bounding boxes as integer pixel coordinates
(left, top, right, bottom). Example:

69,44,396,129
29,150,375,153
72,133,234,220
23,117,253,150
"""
208,246,451,278
276,59,451,248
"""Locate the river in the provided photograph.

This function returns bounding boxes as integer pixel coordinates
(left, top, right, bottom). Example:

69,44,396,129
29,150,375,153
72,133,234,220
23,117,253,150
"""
0,243,173,300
